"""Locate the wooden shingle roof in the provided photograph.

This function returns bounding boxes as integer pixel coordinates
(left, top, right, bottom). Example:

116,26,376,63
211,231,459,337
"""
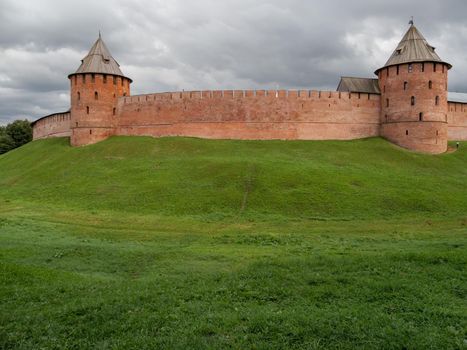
375,24,451,74
68,34,132,82
337,77,381,94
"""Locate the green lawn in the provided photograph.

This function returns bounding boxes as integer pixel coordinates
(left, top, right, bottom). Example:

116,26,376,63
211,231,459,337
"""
0,137,466,349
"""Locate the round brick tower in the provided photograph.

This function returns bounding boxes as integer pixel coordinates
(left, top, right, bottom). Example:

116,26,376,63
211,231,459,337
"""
376,24,451,154
68,34,132,146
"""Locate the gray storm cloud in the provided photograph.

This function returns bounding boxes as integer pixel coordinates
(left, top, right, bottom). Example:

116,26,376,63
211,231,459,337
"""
0,0,466,124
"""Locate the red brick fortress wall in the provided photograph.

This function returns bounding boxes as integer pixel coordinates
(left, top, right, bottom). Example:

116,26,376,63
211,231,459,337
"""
69,73,131,146
378,62,449,154
447,102,467,141
116,90,381,140
32,112,71,140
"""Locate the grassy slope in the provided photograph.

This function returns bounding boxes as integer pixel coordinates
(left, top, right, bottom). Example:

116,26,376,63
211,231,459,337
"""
0,137,466,349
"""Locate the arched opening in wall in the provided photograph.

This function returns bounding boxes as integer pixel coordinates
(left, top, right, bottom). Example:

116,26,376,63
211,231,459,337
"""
386,68,389,77
91,74,95,83
86,106,90,114
406,130,409,136
442,65,445,73
123,92,127,96
94,92,98,100
90,129,92,135
404,81,408,90
421,63,425,72
103,75,107,84
419,112,423,121
76,122,78,127
385,114,388,122
77,92,80,100
433,63,437,72
386,99,389,107
436,130,439,136
383,85,386,93
411,96,416,106
396,65,400,75
408,64,413,73
429,81,433,89
113,93,116,98
113,108,116,116
435,96,440,106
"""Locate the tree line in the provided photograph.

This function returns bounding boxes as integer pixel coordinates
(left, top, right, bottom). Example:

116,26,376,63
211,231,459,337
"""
0,120,33,154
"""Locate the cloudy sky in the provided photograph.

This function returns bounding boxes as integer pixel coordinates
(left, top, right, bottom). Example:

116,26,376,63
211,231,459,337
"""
1,0,466,124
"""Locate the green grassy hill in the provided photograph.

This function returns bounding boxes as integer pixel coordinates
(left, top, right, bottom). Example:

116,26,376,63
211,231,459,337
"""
0,137,466,349
0,136,466,220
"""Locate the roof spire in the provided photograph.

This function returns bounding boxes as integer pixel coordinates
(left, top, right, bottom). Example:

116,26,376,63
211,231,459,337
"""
409,16,414,26
69,34,133,82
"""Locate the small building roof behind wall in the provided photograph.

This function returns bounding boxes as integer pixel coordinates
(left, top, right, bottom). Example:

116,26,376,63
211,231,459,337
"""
448,92,467,103
337,77,381,94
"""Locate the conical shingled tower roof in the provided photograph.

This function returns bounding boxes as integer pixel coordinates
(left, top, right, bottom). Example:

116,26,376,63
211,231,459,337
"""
375,24,451,74
69,34,132,82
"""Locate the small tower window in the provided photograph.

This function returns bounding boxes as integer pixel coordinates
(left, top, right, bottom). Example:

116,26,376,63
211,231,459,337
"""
386,99,389,107
82,75,86,83
404,82,408,90
386,68,389,77
433,63,437,72
406,130,409,136
86,106,90,114
411,96,416,106
121,79,124,86
442,65,445,73
103,75,107,84
94,91,98,100
383,85,386,93
429,81,433,89
89,129,92,135
435,96,440,106
77,92,80,100
113,108,116,116
91,74,95,83
419,112,423,121
421,63,425,72
408,64,413,73
74,76,77,85
396,65,400,75
113,76,117,85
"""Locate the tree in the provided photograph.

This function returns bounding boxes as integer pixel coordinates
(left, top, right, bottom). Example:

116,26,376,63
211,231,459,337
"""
0,133,15,154
0,119,33,154
5,120,32,148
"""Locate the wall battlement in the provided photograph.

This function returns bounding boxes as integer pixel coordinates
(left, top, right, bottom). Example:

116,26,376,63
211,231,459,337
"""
121,90,380,104
113,89,381,142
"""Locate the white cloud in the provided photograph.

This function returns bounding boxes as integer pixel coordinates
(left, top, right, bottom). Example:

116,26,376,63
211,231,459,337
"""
0,0,466,124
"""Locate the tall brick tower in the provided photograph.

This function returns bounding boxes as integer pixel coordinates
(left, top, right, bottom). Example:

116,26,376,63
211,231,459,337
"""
68,34,132,146
376,23,451,154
